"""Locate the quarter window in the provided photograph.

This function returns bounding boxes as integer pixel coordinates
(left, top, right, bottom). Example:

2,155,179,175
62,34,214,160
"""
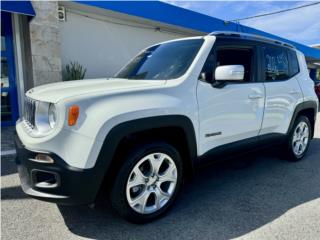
263,47,289,81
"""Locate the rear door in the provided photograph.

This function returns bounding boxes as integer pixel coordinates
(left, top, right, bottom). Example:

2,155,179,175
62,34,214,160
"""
259,45,303,135
197,39,265,155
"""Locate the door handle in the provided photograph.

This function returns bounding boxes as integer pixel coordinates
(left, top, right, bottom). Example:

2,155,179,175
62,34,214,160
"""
248,93,263,99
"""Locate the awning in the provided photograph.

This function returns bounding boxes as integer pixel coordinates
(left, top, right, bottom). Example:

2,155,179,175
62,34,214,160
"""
1,0,36,17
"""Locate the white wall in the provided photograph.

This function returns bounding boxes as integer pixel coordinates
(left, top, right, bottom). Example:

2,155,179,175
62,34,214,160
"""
59,10,190,79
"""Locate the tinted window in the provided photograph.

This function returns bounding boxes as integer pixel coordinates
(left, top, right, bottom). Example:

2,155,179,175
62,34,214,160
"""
264,46,289,81
115,39,204,80
199,47,254,82
216,48,253,82
289,50,300,76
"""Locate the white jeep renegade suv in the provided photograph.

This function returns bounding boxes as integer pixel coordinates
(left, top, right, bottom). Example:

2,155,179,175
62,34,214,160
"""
15,32,318,223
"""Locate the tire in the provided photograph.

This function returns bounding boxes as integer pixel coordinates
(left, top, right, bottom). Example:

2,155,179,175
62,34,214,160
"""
283,116,312,161
110,141,183,223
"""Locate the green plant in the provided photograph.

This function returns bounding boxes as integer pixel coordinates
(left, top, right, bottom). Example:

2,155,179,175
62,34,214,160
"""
64,61,86,81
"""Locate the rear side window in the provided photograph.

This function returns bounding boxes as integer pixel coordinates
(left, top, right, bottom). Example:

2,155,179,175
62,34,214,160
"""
289,50,300,76
263,46,289,81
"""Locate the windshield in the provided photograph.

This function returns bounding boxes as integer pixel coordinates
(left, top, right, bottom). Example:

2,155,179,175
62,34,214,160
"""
114,39,204,80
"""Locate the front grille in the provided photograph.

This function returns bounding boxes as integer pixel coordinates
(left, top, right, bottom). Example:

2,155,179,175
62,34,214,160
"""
24,97,36,128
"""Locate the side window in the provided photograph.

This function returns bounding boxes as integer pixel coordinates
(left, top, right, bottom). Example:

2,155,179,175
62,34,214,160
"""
289,50,300,76
216,48,253,82
199,46,254,82
263,46,289,81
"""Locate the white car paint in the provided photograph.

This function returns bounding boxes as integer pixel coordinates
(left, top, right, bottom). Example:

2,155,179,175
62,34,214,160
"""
259,77,303,135
215,65,245,81
26,78,166,104
197,81,265,154
16,35,318,169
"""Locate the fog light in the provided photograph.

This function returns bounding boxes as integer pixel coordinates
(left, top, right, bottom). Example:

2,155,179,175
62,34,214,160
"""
31,170,59,188
29,154,54,164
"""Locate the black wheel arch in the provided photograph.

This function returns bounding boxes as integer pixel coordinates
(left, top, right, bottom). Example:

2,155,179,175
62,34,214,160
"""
287,101,318,138
93,115,198,197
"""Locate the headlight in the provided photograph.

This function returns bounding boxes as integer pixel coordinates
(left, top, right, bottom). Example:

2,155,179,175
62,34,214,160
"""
34,102,57,133
48,104,57,128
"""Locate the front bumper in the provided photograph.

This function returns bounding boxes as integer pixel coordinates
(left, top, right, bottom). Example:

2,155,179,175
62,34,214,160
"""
15,135,102,205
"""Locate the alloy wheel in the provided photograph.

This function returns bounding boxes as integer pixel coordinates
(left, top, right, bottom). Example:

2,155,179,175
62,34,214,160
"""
126,152,177,214
292,121,309,156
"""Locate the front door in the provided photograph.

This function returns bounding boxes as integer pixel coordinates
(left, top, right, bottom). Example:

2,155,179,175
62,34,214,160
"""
197,39,265,155
1,12,19,126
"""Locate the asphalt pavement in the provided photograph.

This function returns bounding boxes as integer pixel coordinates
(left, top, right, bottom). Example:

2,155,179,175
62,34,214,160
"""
1,114,320,240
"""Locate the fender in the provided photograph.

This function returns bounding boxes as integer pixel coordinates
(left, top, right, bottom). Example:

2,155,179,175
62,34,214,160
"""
92,115,198,191
287,100,318,138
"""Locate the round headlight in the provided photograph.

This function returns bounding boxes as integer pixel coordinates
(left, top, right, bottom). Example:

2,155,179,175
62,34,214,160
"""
48,103,57,128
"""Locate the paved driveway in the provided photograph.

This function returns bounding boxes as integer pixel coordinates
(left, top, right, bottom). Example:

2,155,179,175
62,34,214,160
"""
1,114,320,240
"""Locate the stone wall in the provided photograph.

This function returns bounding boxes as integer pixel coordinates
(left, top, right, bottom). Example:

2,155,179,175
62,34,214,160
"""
29,1,62,86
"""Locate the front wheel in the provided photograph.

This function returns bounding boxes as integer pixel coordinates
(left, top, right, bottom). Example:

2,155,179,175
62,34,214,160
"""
284,116,311,161
110,142,183,223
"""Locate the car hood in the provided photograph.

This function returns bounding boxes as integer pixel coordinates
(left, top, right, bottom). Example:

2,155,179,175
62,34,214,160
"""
26,78,166,103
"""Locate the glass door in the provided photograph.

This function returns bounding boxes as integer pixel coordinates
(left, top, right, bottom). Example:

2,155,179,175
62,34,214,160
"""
1,12,19,126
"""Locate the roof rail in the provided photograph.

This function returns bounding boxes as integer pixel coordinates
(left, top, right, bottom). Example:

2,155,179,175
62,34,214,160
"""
208,31,295,49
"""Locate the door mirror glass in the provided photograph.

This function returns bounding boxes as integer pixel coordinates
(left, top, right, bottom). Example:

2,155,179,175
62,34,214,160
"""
215,65,244,81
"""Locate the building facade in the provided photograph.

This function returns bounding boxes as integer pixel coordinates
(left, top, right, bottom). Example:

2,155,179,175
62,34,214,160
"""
1,1,320,126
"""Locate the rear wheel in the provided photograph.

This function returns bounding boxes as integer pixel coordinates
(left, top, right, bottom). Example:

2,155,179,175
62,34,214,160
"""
284,116,311,161
110,142,183,223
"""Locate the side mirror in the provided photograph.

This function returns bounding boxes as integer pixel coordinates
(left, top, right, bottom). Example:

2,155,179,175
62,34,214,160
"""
215,65,244,81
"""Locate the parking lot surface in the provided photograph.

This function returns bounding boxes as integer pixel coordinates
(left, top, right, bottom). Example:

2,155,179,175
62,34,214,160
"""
1,114,320,240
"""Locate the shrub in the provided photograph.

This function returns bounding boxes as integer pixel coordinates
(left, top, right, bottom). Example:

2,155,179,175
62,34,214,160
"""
63,61,86,81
